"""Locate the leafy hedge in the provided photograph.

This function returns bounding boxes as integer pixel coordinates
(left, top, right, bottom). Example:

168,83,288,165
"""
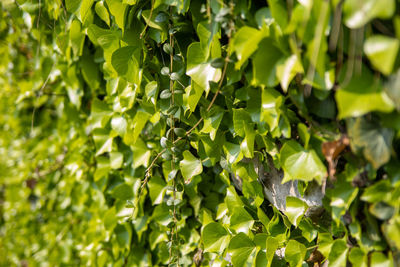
1,0,400,266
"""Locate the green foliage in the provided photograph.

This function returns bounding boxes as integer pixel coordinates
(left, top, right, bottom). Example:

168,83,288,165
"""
1,0,400,266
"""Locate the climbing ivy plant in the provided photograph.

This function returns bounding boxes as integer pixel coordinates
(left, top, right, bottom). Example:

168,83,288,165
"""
1,0,400,266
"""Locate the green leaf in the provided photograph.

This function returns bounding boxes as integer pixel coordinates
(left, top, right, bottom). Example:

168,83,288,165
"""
285,240,306,267
111,116,127,136
105,0,127,31
202,222,231,253
95,1,110,26
114,224,131,249
297,123,310,149
129,110,151,145
80,0,94,24
231,26,268,69
69,19,85,57
266,237,279,267
349,248,367,267
347,117,394,169
252,38,283,87
344,0,395,29
329,181,359,223
285,196,308,227
361,180,393,203
369,202,395,220
364,35,400,75
385,69,400,111
186,42,221,95
335,75,394,119
229,207,254,235
111,46,141,85
187,82,203,112
112,183,134,200
110,151,123,169
298,219,318,242
370,252,393,267
267,0,288,29
280,140,327,184
93,129,113,156
131,138,151,168
276,55,303,92
242,180,264,207
228,233,258,267
327,239,348,267
261,88,283,131
148,176,167,205
201,106,224,140
65,0,81,13
383,216,400,250
241,123,256,158
81,54,100,90
233,109,252,137
179,151,203,183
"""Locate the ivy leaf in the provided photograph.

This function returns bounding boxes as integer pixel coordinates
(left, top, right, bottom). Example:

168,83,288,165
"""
110,152,123,169
233,109,252,137
385,69,400,111
267,0,288,29
131,138,151,168
252,38,283,87
229,207,254,235
93,129,113,156
276,55,303,92
148,176,167,205
95,1,110,26
179,151,203,183
327,239,348,267
347,117,394,169
382,216,400,250
81,54,100,90
105,0,127,31
111,116,127,136
349,248,368,267
240,123,256,158
285,196,308,227
344,0,395,29
280,140,327,184
228,233,258,267
111,46,141,85
231,26,268,69
261,88,283,131
202,222,231,253
364,35,400,75
129,110,151,145
328,181,359,223
285,240,306,267
80,0,94,24
112,183,134,200
69,19,85,57
201,106,224,140
335,74,394,119
370,252,393,267
266,237,279,267
186,42,221,95
361,180,393,203
297,123,310,149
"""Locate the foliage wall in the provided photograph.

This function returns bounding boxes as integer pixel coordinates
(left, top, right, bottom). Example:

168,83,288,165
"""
1,0,400,266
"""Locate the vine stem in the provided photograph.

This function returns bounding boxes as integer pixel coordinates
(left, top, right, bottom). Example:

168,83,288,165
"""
142,40,231,188
139,0,155,39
